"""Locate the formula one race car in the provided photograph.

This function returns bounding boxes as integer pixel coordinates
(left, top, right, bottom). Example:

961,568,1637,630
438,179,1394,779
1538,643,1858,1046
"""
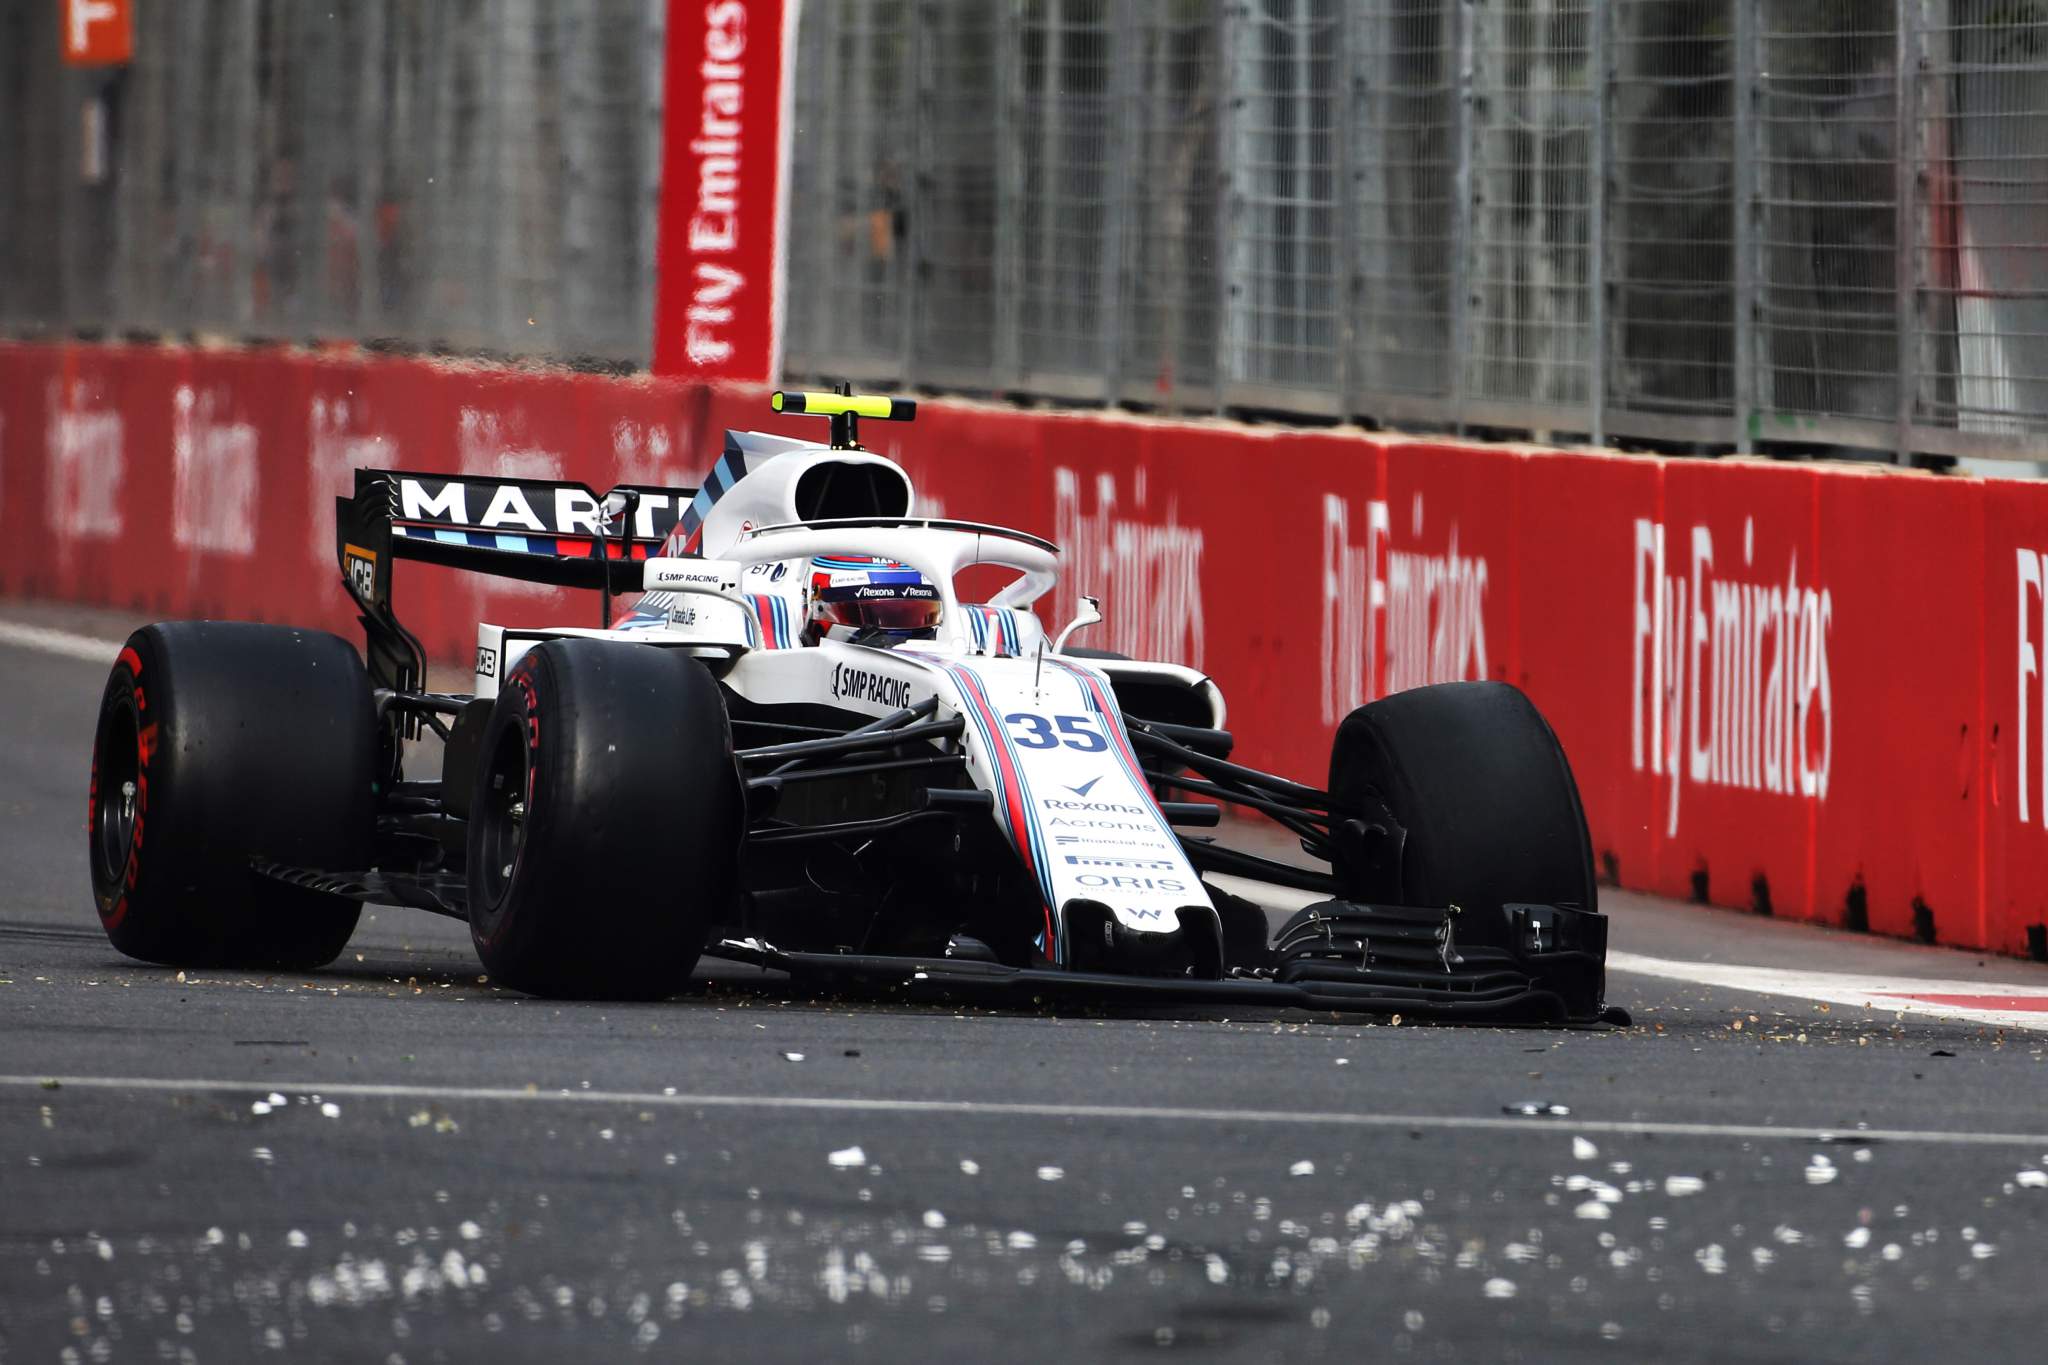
87,390,1619,1024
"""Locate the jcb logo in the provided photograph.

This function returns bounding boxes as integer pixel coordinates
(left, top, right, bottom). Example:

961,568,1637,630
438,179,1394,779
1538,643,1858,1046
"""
343,545,377,605
475,646,499,678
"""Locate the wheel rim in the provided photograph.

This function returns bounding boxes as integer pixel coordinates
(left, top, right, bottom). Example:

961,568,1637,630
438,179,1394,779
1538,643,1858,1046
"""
475,723,530,909
93,700,141,891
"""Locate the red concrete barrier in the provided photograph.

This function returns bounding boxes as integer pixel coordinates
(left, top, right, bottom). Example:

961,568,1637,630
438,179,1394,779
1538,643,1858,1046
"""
2,338,2040,961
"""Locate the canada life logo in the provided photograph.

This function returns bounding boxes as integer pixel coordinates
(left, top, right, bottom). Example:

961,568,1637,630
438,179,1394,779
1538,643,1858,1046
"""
1630,517,1834,838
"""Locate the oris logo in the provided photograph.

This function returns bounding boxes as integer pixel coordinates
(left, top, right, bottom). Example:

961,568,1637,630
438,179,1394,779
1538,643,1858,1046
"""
1075,873,1188,894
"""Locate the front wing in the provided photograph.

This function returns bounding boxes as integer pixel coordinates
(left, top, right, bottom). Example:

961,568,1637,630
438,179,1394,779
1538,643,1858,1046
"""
708,898,1626,1026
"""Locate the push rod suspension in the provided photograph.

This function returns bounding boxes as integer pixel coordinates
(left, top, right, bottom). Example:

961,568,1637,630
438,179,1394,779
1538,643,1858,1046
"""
1126,722,1340,809
1181,839,1341,895
738,714,962,768
736,697,942,775
745,753,967,792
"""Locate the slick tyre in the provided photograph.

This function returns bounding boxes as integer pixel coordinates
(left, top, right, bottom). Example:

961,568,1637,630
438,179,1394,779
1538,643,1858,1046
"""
88,623,375,970
466,640,743,1000
1328,681,1595,942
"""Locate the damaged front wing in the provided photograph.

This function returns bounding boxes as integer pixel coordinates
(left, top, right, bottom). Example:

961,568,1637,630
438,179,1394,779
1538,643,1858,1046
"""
706,899,1627,1027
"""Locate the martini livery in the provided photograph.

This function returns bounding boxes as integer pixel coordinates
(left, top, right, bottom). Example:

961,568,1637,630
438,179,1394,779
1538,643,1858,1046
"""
84,388,1617,1024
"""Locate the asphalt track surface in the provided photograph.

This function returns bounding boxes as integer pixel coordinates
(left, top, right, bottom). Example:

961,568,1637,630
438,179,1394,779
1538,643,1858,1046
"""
6,608,2048,1363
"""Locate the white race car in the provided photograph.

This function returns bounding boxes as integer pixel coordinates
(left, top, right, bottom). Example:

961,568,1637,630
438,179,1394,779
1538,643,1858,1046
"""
86,390,1619,1024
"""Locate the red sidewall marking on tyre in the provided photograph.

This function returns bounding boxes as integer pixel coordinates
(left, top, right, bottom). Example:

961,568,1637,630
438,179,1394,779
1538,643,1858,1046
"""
95,664,150,933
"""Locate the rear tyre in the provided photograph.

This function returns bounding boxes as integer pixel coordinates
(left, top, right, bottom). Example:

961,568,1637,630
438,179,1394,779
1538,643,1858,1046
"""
87,623,374,970
466,640,743,999
1327,681,1595,943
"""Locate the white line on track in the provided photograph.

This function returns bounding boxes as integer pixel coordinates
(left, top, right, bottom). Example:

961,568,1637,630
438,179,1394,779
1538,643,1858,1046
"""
0,620,123,665
1611,950,2048,1033
5,1074,2047,1148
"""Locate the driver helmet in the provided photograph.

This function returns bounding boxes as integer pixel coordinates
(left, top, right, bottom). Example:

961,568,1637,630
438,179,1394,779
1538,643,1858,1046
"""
805,555,943,644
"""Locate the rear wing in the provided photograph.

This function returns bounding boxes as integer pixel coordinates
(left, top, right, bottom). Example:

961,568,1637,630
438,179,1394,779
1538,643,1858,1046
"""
335,468,694,694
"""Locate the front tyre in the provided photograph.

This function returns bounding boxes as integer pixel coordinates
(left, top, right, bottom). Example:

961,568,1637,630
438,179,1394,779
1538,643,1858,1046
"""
466,640,743,999
88,623,374,970
1328,681,1595,942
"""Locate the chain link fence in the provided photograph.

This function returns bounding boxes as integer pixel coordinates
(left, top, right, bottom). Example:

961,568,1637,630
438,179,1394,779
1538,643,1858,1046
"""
785,0,2048,461
0,0,664,366
6,0,2044,455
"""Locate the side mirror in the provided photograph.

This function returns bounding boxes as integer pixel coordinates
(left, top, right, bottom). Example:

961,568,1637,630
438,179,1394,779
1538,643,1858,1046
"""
600,487,642,536
1052,595,1103,655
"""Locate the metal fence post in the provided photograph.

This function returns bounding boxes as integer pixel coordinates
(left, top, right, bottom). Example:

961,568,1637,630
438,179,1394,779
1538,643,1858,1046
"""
1452,0,1477,432
1039,0,1066,382
557,3,595,356
1589,0,1611,447
297,9,338,339
169,12,205,337
1731,0,1758,453
357,0,387,338
1894,0,1922,464
900,0,928,386
1213,0,1242,412
825,0,864,371
1099,0,1138,404
1333,0,1359,419
992,0,1022,389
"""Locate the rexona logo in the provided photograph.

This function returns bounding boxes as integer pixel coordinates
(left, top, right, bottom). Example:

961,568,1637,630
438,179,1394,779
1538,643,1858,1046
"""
856,584,936,600
1040,799,1146,814
830,663,917,709
1320,493,1490,725
1631,517,1834,837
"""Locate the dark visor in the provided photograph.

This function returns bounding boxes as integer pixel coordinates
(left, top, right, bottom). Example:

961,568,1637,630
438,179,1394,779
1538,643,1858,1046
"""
818,598,943,632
